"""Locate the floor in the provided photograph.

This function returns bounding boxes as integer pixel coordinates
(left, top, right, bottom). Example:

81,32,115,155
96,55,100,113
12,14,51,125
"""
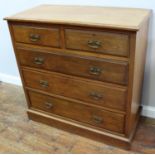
0,82,155,153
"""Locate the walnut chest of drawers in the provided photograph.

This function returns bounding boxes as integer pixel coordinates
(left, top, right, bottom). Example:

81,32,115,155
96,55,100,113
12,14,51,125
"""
5,5,151,149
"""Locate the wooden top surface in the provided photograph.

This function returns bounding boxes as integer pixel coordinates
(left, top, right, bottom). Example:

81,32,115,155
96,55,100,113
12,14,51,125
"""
5,5,151,31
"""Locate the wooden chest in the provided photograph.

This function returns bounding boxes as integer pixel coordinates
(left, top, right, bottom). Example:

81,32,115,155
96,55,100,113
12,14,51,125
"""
5,5,151,149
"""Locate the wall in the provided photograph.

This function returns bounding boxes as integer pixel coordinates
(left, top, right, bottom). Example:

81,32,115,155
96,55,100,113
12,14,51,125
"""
0,0,155,118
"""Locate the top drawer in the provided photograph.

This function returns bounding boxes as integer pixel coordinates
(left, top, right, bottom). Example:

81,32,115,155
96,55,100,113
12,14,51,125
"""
12,24,61,48
65,29,129,57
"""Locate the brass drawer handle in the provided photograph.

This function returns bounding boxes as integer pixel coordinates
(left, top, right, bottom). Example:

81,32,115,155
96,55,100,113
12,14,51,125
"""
92,115,103,124
34,57,44,65
89,92,103,100
39,80,49,88
29,34,40,42
45,102,53,109
89,67,102,75
87,40,102,49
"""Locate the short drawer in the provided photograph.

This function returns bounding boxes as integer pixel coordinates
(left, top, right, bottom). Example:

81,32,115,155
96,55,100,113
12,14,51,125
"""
65,29,129,57
12,24,60,47
17,49,129,85
23,69,127,111
28,91,125,133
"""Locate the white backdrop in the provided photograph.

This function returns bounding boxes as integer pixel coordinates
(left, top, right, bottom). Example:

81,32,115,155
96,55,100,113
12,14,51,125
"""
0,0,155,116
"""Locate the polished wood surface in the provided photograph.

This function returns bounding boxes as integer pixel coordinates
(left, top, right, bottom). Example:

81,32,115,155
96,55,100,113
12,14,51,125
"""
65,28,129,57
12,24,60,47
5,5,151,149
29,91,125,133
126,17,150,136
1,83,155,153
23,68,127,111
5,5,151,30
17,48,129,85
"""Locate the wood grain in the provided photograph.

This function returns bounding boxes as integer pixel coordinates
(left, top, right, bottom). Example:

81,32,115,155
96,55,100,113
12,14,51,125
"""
5,5,151,149
22,68,127,112
126,17,150,136
4,5,151,31
1,83,155,153
12,24,61,48
65,28,129,57
28,90,125,133
17,48,129,85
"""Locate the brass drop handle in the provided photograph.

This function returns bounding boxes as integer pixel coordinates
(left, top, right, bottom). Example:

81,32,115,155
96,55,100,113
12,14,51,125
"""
45,102,53,109
29,34,40,42
92,115,103,124
39,80,49,88
89,67,102,75
89,92,103,100
87,40,102,49
34,57,44,65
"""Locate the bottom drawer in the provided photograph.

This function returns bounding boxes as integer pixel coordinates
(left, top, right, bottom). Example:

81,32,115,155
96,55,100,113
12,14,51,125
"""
28,91,125,134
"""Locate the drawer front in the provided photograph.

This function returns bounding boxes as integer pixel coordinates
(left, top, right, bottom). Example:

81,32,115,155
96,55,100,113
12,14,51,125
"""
65,29,129,57
23,69,127,111
28,91,125,133
17,49,128,85
12,24,60,47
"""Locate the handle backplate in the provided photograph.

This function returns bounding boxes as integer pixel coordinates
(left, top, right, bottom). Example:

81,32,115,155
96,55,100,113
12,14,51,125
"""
89,67,102,75
29,34,40,42
87,40,102,49
92,115,103,124
45,102,53,109
34,57,44,65
39,80,49,88
89,91,103,100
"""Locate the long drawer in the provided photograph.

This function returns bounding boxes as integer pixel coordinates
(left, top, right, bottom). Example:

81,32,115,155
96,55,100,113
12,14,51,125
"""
17,48,129,85
12,24,60,47
23,69,127,111
28,90,125,133
65,29,129,57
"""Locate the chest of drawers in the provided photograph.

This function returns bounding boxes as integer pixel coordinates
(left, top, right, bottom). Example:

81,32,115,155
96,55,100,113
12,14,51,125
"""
5,5,151,149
